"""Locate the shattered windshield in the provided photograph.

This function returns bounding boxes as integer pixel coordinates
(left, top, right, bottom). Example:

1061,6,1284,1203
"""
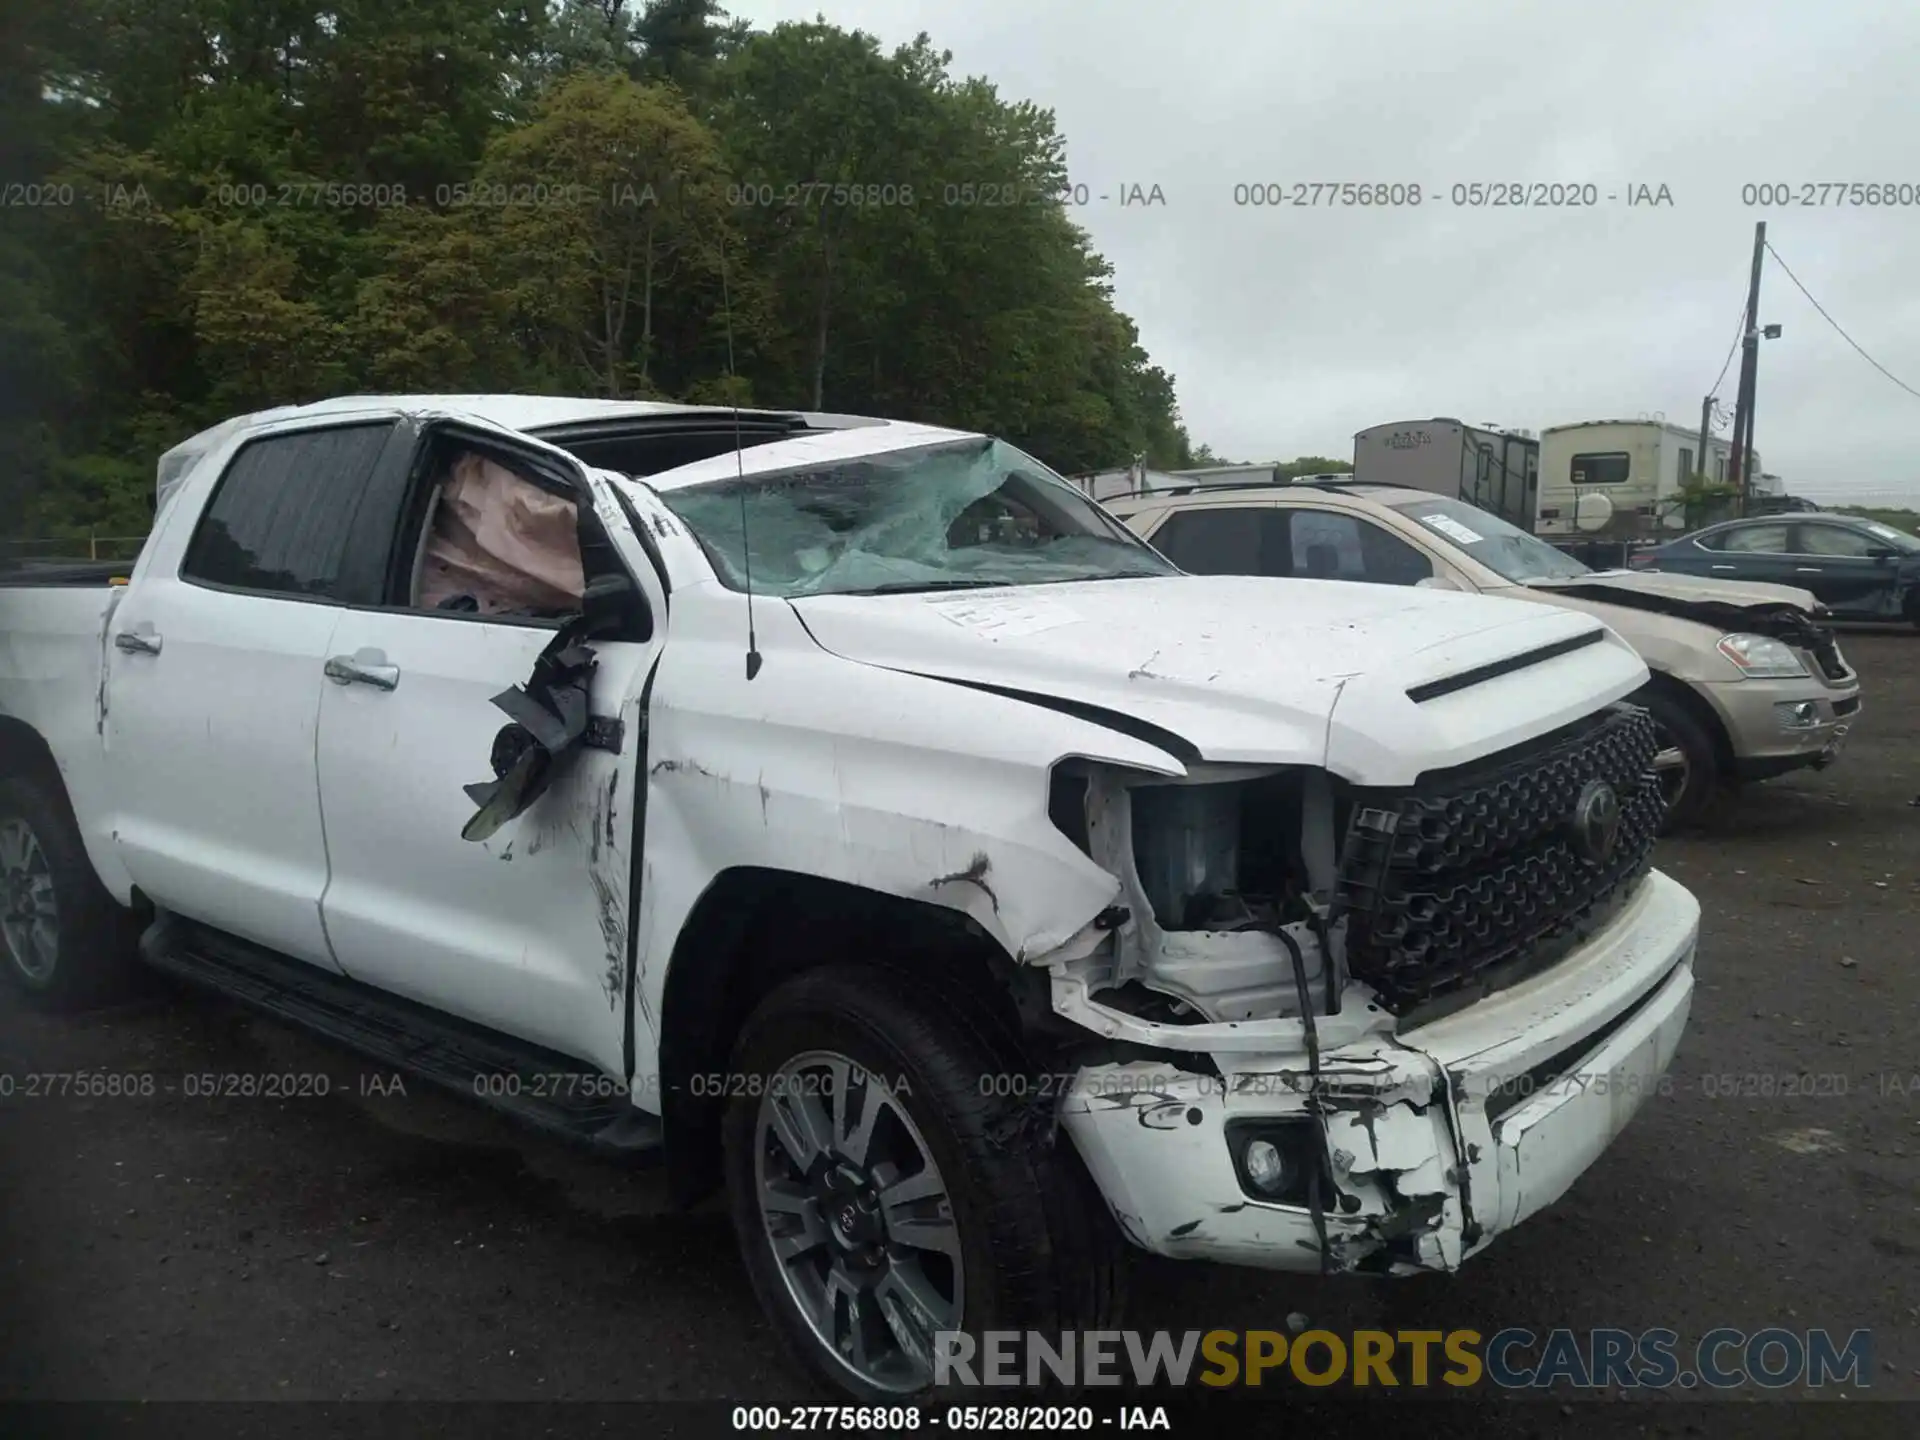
1390,496,1593,583
655,437,1178,597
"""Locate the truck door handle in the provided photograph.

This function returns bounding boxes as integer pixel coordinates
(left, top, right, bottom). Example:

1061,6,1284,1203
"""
1710,564,1736,572
324,652,400,691
113,630,162,655
1794,566,1822,574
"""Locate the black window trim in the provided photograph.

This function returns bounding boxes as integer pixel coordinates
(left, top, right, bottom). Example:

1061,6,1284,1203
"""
176,415,402,608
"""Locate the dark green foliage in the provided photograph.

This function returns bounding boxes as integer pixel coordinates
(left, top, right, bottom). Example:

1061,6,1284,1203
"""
1,2,1204,542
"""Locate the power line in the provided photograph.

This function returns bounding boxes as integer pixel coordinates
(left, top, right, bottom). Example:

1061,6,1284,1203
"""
1765,241,1920,402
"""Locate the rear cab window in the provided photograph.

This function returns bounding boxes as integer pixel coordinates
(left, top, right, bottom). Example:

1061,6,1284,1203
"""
180,423,395,602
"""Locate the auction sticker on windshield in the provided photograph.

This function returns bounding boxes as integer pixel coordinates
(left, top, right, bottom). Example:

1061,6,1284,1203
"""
1420,513,1485,545
928,592,1083,639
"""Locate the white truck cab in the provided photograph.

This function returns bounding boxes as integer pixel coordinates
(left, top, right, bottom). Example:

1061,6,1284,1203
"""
1,396,1698,1400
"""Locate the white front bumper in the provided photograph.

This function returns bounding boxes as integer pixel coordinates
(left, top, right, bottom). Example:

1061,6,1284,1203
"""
1059,869,1698,1272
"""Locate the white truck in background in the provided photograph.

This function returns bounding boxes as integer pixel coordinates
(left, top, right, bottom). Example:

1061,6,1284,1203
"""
1,394,1699,1400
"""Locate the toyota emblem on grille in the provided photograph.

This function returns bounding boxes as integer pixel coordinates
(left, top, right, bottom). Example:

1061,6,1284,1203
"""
1569,779,1621,864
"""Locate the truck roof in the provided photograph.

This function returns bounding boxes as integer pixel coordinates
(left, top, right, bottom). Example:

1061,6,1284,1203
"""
197,393,805,433
153,394,970,511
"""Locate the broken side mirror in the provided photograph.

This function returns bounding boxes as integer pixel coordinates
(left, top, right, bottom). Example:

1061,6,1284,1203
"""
581,570,650,639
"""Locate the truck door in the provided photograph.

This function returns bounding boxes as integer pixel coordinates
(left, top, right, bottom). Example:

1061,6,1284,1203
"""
102,418,401,969
310,418,666,1081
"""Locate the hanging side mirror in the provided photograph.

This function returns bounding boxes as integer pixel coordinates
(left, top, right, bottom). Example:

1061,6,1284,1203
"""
581,570,649,638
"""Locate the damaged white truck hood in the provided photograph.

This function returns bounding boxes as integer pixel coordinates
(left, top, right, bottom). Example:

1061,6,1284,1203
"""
790,576,1649,783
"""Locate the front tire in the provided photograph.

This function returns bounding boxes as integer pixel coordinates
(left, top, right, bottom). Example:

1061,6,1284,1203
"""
1638,689,1722,830
0,775,144,1009
722,964,1122,1401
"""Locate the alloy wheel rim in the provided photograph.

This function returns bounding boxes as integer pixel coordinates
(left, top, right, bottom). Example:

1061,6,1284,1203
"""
1650,727,1691,811
0,818,59,982
754,1049,962,1393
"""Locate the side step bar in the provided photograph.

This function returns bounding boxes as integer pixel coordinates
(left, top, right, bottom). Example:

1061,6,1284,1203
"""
140,911,663,1159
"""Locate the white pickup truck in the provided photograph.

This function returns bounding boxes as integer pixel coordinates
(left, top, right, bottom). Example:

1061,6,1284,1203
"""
0,395,1699,1400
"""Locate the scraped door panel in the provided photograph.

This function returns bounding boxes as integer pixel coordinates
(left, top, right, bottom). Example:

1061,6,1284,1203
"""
313,612,655,1076
103,579,345,970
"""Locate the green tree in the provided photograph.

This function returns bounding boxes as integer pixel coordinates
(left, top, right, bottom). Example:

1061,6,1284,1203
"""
716,22,940,409
5,4,1203,537
1278,457,1352,476
474,72,735,398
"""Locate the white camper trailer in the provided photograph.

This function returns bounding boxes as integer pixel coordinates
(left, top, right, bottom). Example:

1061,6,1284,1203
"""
1536,419,1749,539
1351,418,1539,531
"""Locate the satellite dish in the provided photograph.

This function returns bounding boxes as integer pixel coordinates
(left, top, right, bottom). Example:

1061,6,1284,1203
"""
1573,492,1613,533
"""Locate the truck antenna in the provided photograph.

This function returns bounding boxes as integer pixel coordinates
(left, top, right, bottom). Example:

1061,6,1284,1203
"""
718,236,762,680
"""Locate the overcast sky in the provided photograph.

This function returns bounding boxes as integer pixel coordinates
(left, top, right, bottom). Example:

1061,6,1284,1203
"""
728,0,1920,503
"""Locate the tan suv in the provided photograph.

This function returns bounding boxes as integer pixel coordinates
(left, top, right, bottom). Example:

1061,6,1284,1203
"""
1107,478,1862,827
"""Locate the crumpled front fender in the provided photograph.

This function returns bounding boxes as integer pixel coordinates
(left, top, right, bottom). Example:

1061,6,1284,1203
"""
635,589,1189,1051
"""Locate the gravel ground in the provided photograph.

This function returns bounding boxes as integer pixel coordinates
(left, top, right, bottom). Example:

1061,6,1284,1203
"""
2,631,1916,1438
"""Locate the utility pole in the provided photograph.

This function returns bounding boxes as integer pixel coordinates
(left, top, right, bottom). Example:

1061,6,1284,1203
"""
1726,221,1766,515
1740,374,1758,504
1695,395,1714,484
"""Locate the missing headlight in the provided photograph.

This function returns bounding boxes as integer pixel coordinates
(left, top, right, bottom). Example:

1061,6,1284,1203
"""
1128,772,1310,932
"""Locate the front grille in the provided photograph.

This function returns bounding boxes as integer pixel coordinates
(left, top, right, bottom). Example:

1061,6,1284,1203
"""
1806,635,1849,683
1335,702,1664,1012
1794,609,1848,682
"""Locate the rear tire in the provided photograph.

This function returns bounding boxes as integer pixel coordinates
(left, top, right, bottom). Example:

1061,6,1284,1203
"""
722,963,1124,1402
1638,689,1723,831
0,775,144,1010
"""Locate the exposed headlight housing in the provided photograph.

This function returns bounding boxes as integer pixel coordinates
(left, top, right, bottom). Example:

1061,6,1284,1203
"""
1716,632,1808,679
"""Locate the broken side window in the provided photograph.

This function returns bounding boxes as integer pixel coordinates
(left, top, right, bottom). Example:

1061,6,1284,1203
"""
415,449,586,618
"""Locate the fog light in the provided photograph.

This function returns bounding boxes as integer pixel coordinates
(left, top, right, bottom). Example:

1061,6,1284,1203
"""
1227,1120,1328,1205
1244,1138,1290,1194
1775,700,1820,731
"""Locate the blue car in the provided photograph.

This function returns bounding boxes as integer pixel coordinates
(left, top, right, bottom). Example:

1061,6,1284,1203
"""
1633,514,1920,627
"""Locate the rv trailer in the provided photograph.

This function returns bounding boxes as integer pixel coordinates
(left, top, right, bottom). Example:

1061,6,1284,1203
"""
1535,419,1750,540
1352,418,1539,530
